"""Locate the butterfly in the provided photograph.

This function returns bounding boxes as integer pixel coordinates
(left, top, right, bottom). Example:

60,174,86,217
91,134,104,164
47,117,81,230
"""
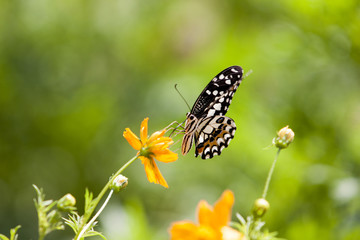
181,65,244,159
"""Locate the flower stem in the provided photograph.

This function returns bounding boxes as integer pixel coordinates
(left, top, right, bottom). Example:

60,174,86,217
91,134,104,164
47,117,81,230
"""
76,190,114,240
262,148,281,199
75,155,138,239
94,155,138,206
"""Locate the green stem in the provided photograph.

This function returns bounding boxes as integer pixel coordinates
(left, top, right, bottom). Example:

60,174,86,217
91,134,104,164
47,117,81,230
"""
75,155,138,239
94,155,138,206
76,190,114,240
38,232,44,240
262,148,281,199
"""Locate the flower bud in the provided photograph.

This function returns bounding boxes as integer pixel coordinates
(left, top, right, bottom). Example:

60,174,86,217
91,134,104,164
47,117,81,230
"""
110,174,128,192
252,198,270,218
57,193,76,212
273,125,295,149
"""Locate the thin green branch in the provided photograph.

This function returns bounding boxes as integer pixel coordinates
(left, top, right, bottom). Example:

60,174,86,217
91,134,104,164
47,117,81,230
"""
76,190,114,240
75,155,138,239
262,149,281,199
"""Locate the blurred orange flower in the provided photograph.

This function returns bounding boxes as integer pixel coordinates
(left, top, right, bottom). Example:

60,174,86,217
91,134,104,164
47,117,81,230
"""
123,117,178,188
169,190,244,240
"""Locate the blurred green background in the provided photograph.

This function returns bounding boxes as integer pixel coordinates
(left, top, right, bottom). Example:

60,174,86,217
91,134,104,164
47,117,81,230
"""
1,0,360,239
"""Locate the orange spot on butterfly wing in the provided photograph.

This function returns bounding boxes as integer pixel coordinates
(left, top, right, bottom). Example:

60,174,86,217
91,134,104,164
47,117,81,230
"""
196,145,205,155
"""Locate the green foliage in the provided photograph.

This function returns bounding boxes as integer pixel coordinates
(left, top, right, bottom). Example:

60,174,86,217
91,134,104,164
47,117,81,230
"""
66,188,105,239
0,226,21,240
33,184,108,239
63,213,83,237
233,214,281,240
83,189,95,223
64,213,106,240
33,185,65,240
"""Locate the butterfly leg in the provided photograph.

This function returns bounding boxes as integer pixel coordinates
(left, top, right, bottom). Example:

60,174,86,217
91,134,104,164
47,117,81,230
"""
166,120,185,137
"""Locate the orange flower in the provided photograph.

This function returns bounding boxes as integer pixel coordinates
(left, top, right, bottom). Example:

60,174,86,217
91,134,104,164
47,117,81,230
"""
169,190,244,240
123,118,178,188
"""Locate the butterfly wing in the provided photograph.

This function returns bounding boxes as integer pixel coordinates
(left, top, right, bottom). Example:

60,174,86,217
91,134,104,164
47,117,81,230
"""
190,66,243,118
182,65,244,159
194,116,236,159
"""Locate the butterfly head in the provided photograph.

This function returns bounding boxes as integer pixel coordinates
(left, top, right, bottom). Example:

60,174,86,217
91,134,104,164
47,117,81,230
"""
184,113,198,134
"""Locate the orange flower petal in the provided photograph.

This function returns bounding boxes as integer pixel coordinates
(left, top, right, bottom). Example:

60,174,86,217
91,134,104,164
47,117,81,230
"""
169,221,199,240
213,190,235,227
138,156,147,164
141,156,168,188
197,200,214,227
123,128,141,150
197,225,219,240
152,149,178,163
140,117,149,144
148,129,166,143
169,190,237,240
152,136,174,148
170,221,218,240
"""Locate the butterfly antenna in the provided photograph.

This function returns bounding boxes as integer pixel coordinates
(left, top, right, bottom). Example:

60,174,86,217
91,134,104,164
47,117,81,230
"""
244,69,253,79
174,84,191,111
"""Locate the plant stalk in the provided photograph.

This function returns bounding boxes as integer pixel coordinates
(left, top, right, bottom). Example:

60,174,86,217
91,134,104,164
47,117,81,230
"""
75,155,138,239
262,149,281,199
76,190,114,240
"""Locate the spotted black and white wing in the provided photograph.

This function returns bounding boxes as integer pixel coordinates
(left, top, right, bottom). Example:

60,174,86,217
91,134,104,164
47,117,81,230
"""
190,66,243,119
194,116,236,159
181,65,244,159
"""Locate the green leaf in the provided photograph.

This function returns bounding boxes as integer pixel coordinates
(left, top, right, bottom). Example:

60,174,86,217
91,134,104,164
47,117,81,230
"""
84,188,94,213
9,226,21,240
64,213,82,235
33,185,67,239
233,213,283,240
0,225,21,240
0,234,10,240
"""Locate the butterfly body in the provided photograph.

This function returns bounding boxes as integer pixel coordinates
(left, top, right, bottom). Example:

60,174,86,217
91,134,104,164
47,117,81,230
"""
181,66,244,159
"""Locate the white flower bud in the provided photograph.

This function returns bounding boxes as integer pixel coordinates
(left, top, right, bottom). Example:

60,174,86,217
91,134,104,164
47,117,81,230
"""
111,174,128,192
273,125,295,149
